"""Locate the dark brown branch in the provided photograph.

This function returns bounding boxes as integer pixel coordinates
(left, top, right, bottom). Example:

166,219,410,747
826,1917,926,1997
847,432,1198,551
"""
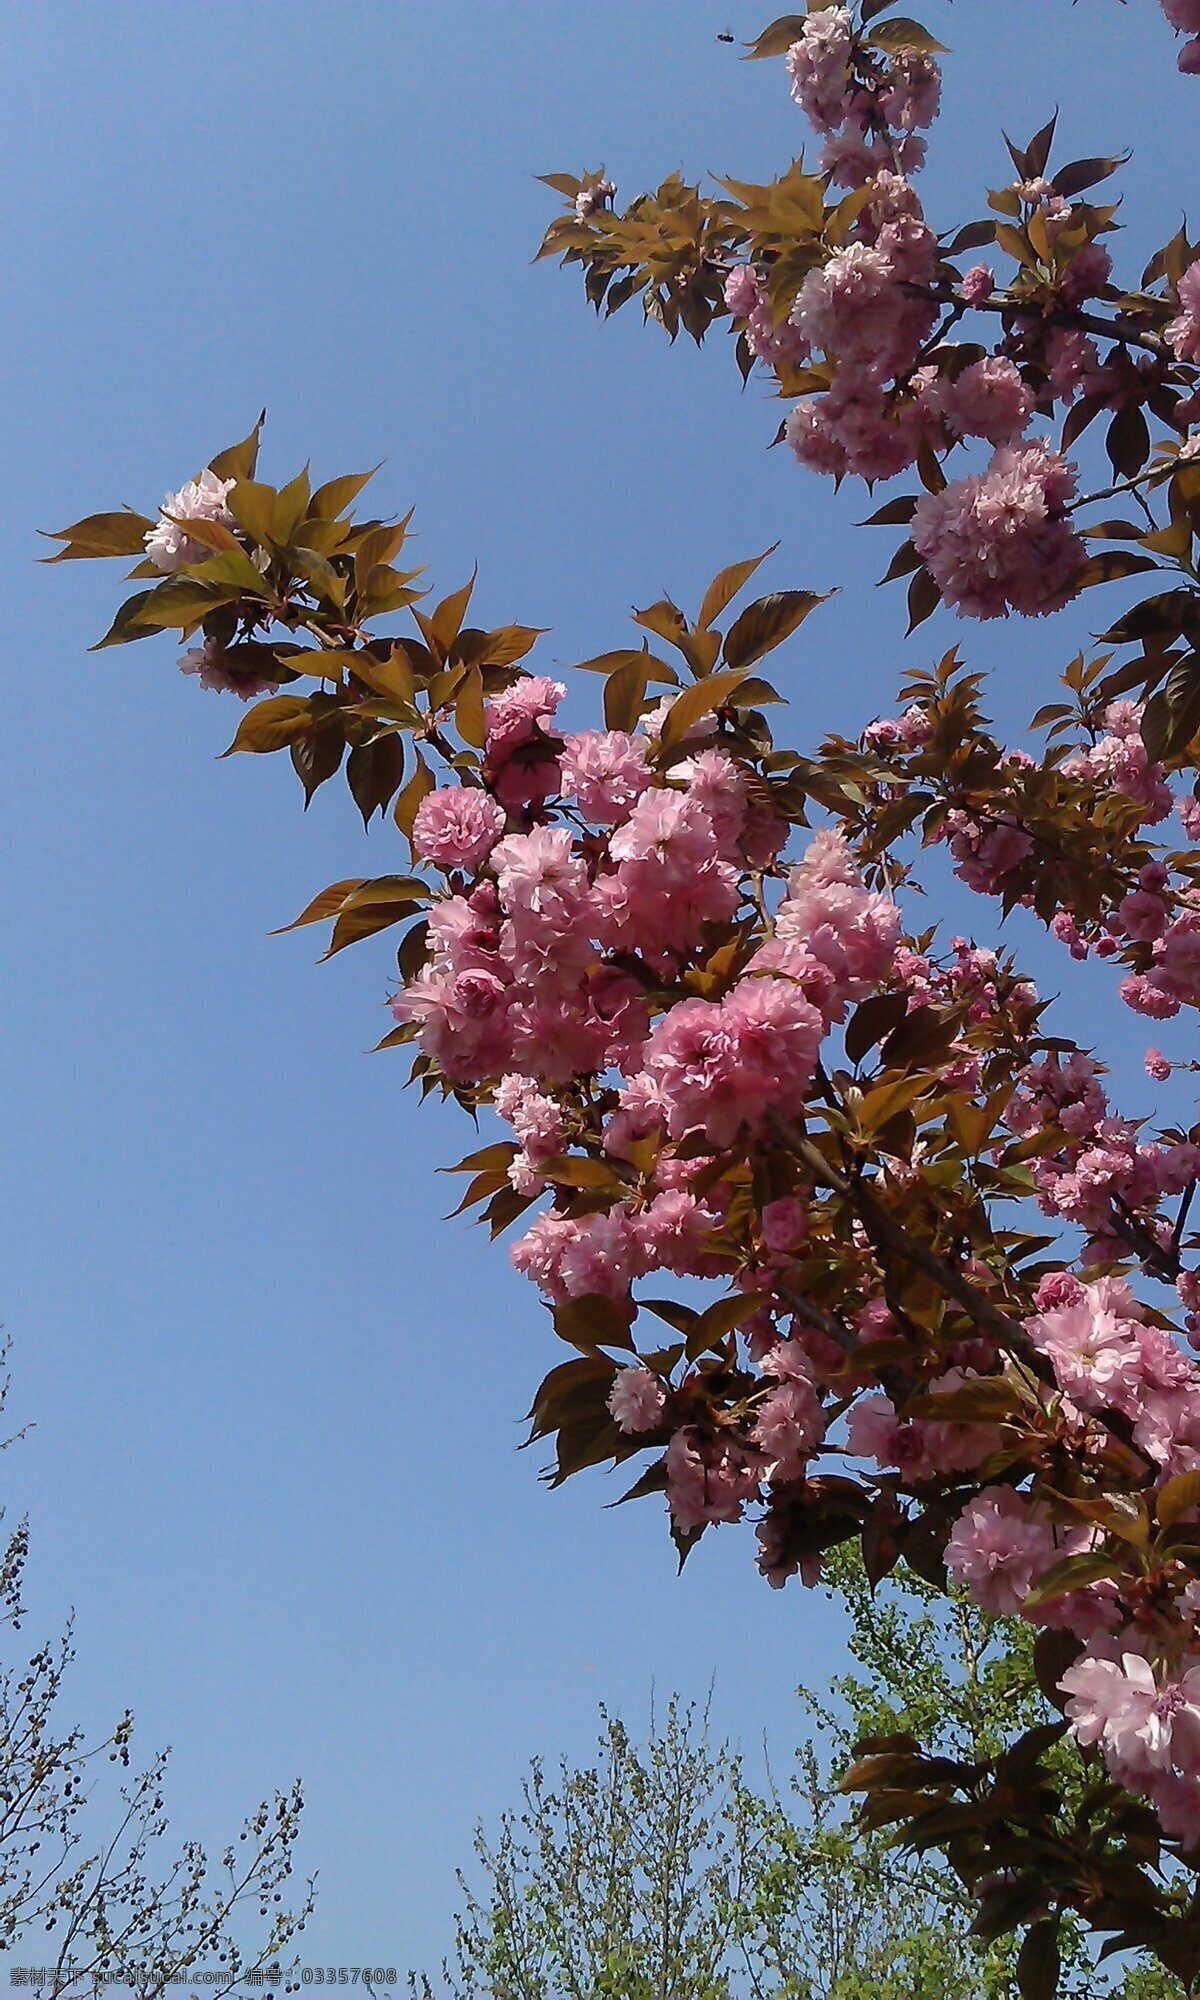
906,281,1170,360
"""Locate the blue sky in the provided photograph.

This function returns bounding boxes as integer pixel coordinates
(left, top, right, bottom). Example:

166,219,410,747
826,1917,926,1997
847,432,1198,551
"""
0,0,1195,1980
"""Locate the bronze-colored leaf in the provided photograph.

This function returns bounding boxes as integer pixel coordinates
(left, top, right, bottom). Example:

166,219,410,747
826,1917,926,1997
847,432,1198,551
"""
308,467,382,520
1156,1470,1200,1529
220,696,314,756
659,667,748,750
722,590,827,671
40,510,155,561
696,545,778,631
209,413,265,482
270,880,365,935
742,14,810,59
866,17,948,55
226,478,279,548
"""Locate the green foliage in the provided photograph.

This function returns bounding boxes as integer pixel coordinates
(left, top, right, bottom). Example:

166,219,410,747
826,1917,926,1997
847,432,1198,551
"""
408,1558,1189,1999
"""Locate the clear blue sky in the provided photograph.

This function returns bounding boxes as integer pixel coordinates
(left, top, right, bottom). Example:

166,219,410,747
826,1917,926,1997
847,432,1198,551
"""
0,0,1193,1979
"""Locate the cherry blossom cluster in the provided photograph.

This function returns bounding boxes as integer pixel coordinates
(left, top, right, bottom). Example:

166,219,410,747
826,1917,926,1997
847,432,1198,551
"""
1005,1050,1200,1274
856,689,1200,1048
712,7,1200,633
782,4,939,188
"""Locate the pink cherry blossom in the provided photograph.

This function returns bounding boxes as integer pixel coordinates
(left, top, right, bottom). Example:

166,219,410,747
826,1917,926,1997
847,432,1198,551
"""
911,440,1085,621
413,787,507,871
145,469,235,572
944,1488,1058,1615
178,638,279,700
608,1367,666,1434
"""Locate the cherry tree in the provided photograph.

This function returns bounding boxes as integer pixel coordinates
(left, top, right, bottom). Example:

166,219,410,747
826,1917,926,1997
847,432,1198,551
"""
44,2,1200,1988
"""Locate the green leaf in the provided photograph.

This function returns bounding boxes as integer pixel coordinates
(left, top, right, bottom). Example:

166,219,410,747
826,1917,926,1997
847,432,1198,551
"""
275,466,312,542
291,724,344,805
571,648,678,685
322,879,430,959
129,578,230,630
604,656,648,732
455,666,486,749
684,1291,768,1360
906,1378,1022,1423
393,750,436,847
542,1156,620,1191
1021,1551,1124,1611
346,733,405,827
1016,1919,1060,2000
844,991,911,1065
722,589,828,671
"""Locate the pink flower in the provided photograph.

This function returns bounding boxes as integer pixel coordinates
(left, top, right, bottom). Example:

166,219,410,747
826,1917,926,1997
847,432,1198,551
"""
845,1393,938,1479
630,1190,717,1276
1029,1296,1143,1413
665,1427,760,1532
784,10,853,135
960,264,993,307
1145,1048,1172,1083
145,469,235,572
1167,262,1200,365
752,1349,823,1482
607,1367,666,1434
724,265,760,316
912,440,1085,621
179,638,278,700
929,357,1034,446
675,749,748,852
761,1197,807,1253
412,787,507,871
638,975,823,1149
775,828,900,1013
877,49,940,131
511,1207,642,1304
484,676,566,760
793,241,935,378
1061,1649,1200,1799
559,730,650,825
944,1489,1058,1615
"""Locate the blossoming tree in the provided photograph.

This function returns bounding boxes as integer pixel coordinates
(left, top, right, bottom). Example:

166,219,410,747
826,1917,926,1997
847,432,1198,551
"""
44,1,1200,1989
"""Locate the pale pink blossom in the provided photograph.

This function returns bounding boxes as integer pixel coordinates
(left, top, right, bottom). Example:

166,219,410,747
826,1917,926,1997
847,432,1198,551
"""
413,787,507,871
179,638,278,700
929,357,1034,446
145,469,235,572
912,440,1085,620
558,729,650,825
960,264,993,307
665,1427,760,1532
1167,262,1200,365
607,1367,666,1434
944,1488,1058,1615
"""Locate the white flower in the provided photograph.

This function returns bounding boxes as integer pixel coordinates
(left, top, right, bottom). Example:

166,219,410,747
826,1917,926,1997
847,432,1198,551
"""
144,468,235,573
